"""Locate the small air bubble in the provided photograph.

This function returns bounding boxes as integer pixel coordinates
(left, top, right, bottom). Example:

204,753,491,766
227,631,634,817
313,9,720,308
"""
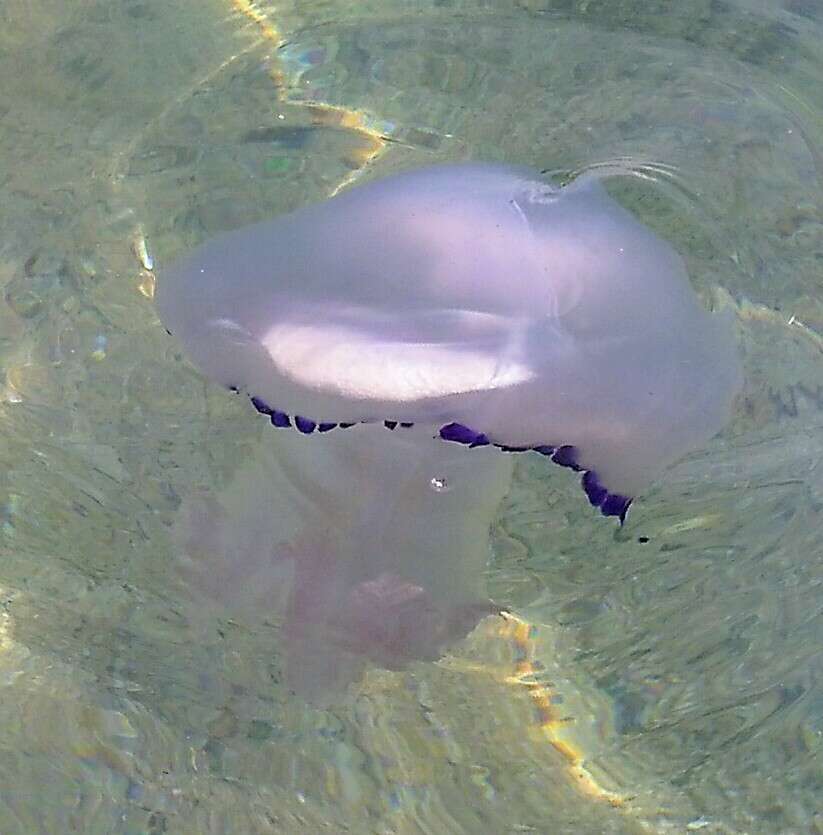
429,477,450,493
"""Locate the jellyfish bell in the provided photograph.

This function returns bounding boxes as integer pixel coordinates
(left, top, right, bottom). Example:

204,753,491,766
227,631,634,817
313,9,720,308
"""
157,162,741,696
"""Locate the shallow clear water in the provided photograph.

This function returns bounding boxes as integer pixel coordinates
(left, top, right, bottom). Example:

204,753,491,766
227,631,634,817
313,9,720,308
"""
1,0,822,832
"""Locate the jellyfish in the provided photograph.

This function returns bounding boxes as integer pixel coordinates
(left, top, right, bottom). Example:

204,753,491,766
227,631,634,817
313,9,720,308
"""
157,163,741,697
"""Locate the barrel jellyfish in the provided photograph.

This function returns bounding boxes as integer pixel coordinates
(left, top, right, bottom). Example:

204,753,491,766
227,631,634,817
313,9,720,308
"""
157,163,741,697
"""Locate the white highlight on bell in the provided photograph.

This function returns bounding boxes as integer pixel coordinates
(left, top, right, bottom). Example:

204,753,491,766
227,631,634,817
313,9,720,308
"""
261,320,536,402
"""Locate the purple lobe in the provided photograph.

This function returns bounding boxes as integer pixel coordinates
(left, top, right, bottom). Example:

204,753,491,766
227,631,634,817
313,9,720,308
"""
271,410,291,428
439,422,479,445
552,445,582,471
250,396,273,416
295,415,316,434
582,470,608,506
601,493,632,523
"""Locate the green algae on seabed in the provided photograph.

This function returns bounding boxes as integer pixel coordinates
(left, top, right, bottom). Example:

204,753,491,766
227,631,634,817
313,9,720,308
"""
263,156,293,174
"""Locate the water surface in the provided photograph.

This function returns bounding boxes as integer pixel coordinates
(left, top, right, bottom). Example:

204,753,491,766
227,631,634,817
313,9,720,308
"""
1,1,823,832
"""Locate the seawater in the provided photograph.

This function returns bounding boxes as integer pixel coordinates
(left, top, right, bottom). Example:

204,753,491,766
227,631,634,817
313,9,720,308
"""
1,1,822,831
